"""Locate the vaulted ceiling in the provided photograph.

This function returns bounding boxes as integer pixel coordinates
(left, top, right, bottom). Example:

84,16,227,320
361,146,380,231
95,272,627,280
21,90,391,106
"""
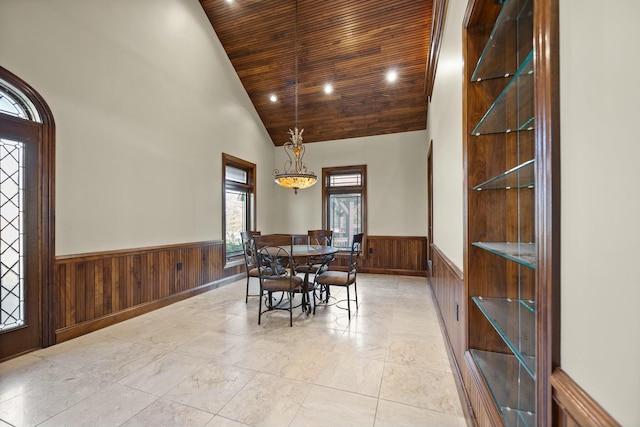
200,0,434,145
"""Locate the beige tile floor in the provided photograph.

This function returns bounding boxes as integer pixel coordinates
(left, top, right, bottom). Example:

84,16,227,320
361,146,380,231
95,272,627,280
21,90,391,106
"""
0,273,467,427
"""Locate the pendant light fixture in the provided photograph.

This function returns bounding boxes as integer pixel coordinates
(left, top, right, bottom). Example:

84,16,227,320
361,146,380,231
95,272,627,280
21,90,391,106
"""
273,0,317,195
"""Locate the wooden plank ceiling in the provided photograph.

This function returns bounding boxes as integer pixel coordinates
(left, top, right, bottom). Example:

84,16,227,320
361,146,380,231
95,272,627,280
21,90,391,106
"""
200,0,433,145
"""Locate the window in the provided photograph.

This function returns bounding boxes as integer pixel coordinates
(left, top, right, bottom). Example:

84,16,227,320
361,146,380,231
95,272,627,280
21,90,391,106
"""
0,80,39,121
223,154,256,259
322,165,366,250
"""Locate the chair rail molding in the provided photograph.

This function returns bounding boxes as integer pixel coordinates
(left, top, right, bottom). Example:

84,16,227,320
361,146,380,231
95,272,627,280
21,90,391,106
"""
551,368,621,427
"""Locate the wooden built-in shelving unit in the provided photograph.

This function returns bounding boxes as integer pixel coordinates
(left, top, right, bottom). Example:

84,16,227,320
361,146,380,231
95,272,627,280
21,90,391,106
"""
461,0,559,425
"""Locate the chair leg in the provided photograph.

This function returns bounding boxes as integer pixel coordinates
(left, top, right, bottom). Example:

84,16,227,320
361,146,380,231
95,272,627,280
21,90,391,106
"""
258,288,263,325
288,292,293,327
312,284,329,315
312,284,318,315
246,276,250,303
346,287,351,319
302,287,309,314
354,281,358,308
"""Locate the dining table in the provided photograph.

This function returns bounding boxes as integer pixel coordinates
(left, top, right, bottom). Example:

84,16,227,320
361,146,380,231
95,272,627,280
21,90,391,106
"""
260,243,337,259
261,243,338,314
293,244,338,313
290,244,338,259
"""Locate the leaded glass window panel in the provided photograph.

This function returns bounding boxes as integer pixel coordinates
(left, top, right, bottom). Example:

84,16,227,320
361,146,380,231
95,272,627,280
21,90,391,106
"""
0,138,24,332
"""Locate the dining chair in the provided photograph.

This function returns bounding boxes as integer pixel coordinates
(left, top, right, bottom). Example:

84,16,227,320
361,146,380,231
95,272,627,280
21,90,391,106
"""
313,233,364,319
253,235,303,326
240,230,261,303
296,229,334,302
296,230,334,274
308,229,333,246
291,233,309,245
277,233,315,314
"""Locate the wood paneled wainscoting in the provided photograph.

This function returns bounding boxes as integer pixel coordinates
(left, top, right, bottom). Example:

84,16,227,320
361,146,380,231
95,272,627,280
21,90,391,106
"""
429,244,473,421
53,241,245,344
430,245,465,370
331,235,428,276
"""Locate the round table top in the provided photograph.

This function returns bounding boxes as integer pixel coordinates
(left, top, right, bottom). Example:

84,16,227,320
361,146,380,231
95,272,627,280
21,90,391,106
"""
291,245,338,257
261,245,337,258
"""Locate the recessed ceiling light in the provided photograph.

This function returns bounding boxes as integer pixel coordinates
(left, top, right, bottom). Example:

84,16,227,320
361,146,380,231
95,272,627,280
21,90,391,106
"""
269,94,278,102
386,70,398,83
323,83,333,95
226,0,234,3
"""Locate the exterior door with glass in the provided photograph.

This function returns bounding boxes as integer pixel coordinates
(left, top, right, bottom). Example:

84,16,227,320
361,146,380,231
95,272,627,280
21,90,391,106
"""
0,115,41,360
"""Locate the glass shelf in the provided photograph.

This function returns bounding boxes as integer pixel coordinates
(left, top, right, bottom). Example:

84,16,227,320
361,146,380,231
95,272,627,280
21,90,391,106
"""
472,241,535,269
472,159,534,191
472,296,536,377
502,404,536,427
471,50,534,136
471,0,534,82
470,349,536,427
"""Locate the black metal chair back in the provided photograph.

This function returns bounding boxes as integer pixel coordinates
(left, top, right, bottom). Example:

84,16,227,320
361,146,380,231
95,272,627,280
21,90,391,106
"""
346,233,364,280
313,232,364,319
253,239,303,326
308,229,333,247
240,230,261,303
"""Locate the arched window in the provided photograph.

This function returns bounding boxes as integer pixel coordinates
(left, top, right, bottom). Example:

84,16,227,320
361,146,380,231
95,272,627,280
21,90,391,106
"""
0,80,41,122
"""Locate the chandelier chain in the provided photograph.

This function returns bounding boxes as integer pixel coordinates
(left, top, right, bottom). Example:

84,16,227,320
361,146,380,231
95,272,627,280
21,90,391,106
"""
294,0,299,128
273,0,317,194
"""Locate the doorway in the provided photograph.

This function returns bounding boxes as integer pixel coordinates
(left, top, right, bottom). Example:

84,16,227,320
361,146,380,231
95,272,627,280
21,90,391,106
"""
0,68,55,360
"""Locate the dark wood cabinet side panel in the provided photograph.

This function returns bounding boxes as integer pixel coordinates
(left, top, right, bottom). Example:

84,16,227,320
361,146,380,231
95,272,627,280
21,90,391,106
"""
53,241,239,344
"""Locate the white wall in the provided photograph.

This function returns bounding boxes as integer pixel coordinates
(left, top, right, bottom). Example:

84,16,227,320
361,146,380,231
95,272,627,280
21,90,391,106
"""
0,0,276,255
559,1,640,425
269,131,428,237
425,0,466,269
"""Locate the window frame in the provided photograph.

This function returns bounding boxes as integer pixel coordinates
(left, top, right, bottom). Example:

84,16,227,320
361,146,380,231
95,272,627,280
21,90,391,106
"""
321,164,367,253
222,153,256,262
